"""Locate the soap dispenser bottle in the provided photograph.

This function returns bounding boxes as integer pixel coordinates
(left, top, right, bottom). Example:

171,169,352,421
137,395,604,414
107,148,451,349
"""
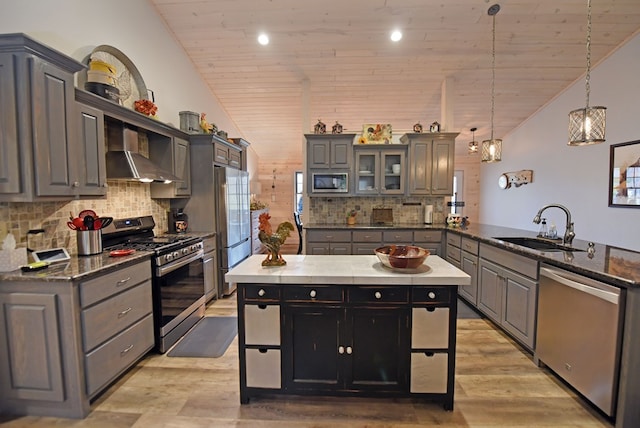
538,218,548,238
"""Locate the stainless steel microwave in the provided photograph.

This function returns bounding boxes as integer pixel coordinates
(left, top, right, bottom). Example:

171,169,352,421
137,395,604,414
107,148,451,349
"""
312,172,349,193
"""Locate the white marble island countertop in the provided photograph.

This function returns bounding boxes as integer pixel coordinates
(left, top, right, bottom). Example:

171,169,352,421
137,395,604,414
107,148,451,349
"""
226,254,470,286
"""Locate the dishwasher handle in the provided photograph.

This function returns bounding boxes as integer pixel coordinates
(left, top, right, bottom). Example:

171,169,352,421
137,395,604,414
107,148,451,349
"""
540,266,620,305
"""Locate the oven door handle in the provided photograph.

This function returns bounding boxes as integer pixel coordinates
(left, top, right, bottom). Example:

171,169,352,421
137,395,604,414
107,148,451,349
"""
156,250,204,276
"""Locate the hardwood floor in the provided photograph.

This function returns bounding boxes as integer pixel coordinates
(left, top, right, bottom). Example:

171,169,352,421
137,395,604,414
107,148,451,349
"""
0,295,613,427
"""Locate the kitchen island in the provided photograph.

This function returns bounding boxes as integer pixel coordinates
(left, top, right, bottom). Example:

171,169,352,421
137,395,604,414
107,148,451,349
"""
226,254,470,410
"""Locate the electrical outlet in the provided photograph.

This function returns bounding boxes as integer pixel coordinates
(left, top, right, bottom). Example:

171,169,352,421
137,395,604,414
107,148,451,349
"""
0,222,7,240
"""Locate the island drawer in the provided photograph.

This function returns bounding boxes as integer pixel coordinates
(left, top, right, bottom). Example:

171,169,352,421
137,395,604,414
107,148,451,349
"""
245,348,281,389
411,287,452,305
383,230,412,244
244,304,280,346
347,286,409,304
80,260,151,308
412,307,449,349
410,352,448,393
413,230,442,243
352,230,382,243
85,313,153,397
306,230,351,242
242,284,281,302
283,285,343,303
81,282,153,352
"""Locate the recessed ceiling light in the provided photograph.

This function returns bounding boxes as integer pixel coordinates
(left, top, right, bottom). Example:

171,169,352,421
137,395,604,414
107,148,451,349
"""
258,33,269,46
390,30,402,42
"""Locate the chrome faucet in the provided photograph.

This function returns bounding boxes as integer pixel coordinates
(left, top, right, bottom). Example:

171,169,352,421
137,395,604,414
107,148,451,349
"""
532,204,575,245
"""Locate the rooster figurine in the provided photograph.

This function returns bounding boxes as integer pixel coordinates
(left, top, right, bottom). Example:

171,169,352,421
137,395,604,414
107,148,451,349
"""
258,212,294,266
199,113,215,134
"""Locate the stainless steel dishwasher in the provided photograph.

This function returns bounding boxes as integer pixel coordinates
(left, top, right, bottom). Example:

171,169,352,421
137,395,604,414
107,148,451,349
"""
535,264,625,417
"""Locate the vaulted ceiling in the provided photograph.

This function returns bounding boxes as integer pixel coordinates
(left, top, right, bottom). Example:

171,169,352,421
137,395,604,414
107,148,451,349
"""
150,0,640,162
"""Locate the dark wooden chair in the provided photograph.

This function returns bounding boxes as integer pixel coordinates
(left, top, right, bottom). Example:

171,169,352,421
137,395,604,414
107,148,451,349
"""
294,212,303,254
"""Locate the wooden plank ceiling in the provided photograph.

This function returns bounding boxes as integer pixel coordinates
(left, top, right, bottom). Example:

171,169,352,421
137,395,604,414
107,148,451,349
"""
150,0,640,162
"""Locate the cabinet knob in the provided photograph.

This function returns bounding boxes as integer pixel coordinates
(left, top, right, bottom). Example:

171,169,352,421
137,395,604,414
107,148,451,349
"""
374,291,382,299
338,346,345,354
346,346,353,355
258,288,266,297
428,291,436,299
72,181,80,188
309,289,317,298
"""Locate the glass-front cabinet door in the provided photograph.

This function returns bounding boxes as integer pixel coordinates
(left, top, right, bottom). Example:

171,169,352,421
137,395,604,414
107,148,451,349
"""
354,146,406,195
380,150,405,195
355,151,379,195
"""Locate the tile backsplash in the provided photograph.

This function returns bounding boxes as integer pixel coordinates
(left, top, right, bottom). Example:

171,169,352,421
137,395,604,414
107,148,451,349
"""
308,196,448,225
0,181,170,255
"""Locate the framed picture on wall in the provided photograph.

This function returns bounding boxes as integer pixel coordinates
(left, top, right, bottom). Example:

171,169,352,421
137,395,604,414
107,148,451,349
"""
609,139,640,208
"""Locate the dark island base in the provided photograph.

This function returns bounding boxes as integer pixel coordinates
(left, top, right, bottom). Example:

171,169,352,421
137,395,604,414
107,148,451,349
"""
236,282,459,411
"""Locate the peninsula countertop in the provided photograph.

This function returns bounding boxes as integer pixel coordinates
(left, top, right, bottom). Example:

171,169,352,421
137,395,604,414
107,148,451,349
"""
225,254,470,286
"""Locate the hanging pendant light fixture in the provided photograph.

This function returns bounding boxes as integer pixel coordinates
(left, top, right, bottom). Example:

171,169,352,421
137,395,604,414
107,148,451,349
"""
468,127,478,154
482,4,502,162
568,0,606,146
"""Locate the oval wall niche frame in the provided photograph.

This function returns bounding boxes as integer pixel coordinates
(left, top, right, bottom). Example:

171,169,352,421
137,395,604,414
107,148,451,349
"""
78,45,148,109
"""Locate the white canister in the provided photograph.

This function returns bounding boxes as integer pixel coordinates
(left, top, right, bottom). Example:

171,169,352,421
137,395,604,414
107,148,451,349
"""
424,205,434,224
392,164,401,174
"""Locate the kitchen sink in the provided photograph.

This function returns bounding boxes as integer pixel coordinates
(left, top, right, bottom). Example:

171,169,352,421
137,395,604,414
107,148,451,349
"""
493,237,585,252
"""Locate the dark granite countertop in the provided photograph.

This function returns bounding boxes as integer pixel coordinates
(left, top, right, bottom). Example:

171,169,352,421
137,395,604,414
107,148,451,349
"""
306,222,640,288
446,224,639,288
0,231,217,283
0,250,153,282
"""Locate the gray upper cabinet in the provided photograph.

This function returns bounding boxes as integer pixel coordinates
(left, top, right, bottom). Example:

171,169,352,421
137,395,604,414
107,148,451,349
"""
150,136,191,198
76,103,107,197
401,132,458,196
306,134,354,169
354,145,407,196
0,33,87,202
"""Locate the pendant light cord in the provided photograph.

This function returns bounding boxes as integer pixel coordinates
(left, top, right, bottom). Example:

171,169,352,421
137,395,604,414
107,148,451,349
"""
585,0,592,109
488,4,500,141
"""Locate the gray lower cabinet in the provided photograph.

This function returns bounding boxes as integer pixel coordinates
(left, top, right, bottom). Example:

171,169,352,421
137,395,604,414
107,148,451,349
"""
352,230,383,254
458,237,479,305
0,259,154,418
477,244,538,350
306,228,443,256
0,34,87,202
306,229,352,255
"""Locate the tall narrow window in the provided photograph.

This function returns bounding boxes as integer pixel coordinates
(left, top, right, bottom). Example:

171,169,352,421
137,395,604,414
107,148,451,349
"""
295,171,304,213
451,170,465,215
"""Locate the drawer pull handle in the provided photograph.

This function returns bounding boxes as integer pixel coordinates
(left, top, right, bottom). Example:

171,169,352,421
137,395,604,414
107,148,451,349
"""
374,291,382,299
258,289,266,297
118,307,132,318
338,346,345,354
116,277,131,286
309,290,317,298
428,291,436,299
120,344,134,356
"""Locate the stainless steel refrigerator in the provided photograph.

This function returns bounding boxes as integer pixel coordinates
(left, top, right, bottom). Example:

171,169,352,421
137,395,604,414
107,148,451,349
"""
215,166,251,296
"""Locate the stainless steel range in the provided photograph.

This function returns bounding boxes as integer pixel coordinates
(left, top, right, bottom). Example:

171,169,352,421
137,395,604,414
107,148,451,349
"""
101,216,205,353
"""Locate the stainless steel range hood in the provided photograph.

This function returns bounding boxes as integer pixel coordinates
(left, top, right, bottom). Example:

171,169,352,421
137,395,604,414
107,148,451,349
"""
105,124,180,183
